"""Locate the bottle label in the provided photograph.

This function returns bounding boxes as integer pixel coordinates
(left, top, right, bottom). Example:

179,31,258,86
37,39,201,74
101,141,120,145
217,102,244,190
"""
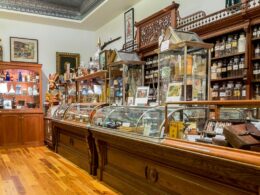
253,70,258,75
226,44,231,50
221,68,227,72
219,92,226,97
239,64,244,69
227,66,232,71
231,42,237,48
242,90,246,97
212,92,218,97
233,65,238,70
217,68,222,73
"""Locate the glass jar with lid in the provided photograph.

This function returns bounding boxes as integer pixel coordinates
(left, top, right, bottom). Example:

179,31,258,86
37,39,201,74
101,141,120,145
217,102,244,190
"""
226,81,234,100
219,84,227,101
233,82,242,100
253,62,260,80
212,83,219,100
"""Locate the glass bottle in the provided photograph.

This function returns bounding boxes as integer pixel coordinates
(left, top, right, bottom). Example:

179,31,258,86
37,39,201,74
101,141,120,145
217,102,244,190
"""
255,84,260,100
231,35,238,54
257,26,260,38
241,84,246,100
12,96,16,109
211,62,218,80
217,61,222,79
225,35,232,55
226,83,233,100
238,57,245,76
238,32,246,53
221,59,227,78
254,62,260,80
18,72,22,82
255,44,260,58
215,40,220,58
233,57,239,77
253,27,258,38
220,37,226,57
212,83,219,100
5,71,10,81
233,82,242,100
227,59,233,78
219,84,227,100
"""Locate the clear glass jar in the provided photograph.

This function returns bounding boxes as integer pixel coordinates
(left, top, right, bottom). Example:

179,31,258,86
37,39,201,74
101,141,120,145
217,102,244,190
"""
238,32,246,53
233,82,242,100
212,83,219,100
211,62,218,80
255,44,260,58
225,35,232,55
227,59,233,78
233,57,239,77
231,35,238,54
241,84,246,100
217,61,222,78
219,84,227,101
238,57,245,76
253,62,260,80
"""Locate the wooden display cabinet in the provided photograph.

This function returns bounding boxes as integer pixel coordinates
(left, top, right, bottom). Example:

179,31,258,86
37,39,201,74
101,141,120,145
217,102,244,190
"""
0,62,43,146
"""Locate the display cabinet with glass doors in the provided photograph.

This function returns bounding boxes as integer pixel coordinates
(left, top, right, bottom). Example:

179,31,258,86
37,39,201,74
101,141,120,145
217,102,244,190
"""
164,100,260,152
75,71,108,104
157,27,213,104
108,51,145,106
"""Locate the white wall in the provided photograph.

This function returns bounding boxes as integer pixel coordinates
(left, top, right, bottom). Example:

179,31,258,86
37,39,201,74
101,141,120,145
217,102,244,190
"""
96,0,226,50
0,18,96,98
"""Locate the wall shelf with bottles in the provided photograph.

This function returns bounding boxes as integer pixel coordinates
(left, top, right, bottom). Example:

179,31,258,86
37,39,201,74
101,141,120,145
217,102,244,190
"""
207,28,248,101
0,62,42,111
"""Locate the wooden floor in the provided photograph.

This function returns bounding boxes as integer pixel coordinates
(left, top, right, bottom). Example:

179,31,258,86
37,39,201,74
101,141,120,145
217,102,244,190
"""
0,146,119,195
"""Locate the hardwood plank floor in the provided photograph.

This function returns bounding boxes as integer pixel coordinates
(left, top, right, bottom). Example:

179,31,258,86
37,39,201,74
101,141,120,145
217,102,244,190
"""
0,146,119,195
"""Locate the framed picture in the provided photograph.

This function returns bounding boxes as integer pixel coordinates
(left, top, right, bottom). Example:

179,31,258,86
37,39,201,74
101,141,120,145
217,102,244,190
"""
99,50,107,70
10,37,38,63
166,82,182,102
56,52,80,75
124,8,134,44
3,99,12,109
135,86,149,106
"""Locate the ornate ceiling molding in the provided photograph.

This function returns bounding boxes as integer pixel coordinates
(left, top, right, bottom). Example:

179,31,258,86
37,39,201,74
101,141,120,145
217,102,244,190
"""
0,0,105,20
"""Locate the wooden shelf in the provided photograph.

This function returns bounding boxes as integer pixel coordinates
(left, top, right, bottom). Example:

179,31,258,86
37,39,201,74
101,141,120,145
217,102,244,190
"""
211,52,245,61
252,79,260,83
252,57,260,61
211,75,245,82
252,37,260,42
75,71,107,81
145,66,158,70
0,81,39,85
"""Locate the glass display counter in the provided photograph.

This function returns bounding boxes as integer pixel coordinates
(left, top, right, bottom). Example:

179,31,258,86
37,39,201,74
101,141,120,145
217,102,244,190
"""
53,103,70,120
92,106,181,138
63,103,107,125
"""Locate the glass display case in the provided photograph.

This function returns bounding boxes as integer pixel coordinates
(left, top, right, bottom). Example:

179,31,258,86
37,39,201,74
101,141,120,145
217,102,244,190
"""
75,71,108,104
109,51,145,106
165,101,260,151
53,103,70,120
63,103,107,125
0,63,42,110
157,27,213,104
92,106,181,138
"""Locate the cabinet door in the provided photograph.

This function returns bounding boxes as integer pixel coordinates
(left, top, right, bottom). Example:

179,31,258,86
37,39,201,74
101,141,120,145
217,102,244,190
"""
0,114,20,146
21,114,43,145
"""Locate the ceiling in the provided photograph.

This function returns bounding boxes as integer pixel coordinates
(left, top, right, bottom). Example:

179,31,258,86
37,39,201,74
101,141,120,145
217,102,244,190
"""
0,0,141,30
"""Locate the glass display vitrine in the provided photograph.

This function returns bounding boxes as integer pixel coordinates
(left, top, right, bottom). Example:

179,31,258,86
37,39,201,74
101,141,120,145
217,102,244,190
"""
165,101,260,149
63,103,107,125
109,51,145,106
157,27,213,104
0,62,42,110
53,104,70,120
92,106,181,138
75,71,108,104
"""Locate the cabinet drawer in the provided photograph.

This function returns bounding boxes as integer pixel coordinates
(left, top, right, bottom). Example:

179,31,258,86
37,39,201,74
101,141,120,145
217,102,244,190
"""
105,147,252,195
59,132,89,154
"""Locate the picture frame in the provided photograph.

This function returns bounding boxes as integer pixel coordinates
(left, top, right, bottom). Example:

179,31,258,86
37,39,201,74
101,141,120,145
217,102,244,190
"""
99,50,107,70
124,8,134,44
135,86,149,106
56,52,80,75
166,82,182,102
10,37,38,63
3,99,12,109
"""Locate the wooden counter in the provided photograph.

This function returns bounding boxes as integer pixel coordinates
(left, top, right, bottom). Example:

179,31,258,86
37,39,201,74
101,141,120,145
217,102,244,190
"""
52,119,97,175
90,126,260,195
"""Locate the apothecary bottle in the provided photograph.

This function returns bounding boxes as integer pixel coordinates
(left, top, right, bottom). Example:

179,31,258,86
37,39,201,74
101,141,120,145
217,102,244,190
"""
225,35,232,55
220,38,226,57
241,84,246,100
238,32,246,53
226,82,233,100
5,71,10,81
255,44,260,58
233,57,239,77
238,57,245,76
233,82,242,100
217,61,222,79
219,84,227,101
253,62,260,80
255,85,260,100
227,59,233,77
212,83,219,100
214,40,220,58
221,60,227,78
253,27,258,38
211,62,218,80
231,35,238,54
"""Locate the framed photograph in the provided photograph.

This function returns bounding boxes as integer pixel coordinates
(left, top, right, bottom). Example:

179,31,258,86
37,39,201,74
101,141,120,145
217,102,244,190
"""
10,37,38,63
56,52,80,75
135,86,149,106
166,82,182,102
124,8,134,44
3,99,12,109
99,50,107,70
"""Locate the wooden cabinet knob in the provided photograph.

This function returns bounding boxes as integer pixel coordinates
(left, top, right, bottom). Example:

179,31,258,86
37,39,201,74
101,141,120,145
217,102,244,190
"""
145,165,158,183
